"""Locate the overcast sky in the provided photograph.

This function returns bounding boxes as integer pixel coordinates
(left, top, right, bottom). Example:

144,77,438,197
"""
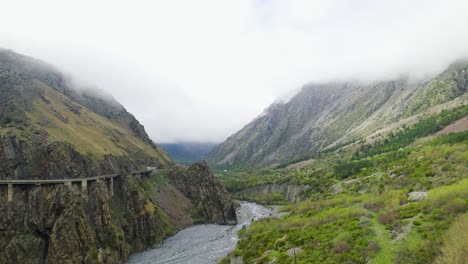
1,0,467,143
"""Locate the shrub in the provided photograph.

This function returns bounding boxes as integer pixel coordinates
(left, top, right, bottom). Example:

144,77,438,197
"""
377,210,399,225
398,202,423,219
333,240,351,254
434,214,468,264
446,198,467,214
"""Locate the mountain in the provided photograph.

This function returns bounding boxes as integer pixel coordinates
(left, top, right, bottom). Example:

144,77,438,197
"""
0,49,236,263
159,142,217,165
207,61,468,167
217,69,468,264
0,48,172,178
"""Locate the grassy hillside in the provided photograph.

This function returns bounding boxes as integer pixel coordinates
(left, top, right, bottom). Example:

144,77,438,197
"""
0,49,171,179
220,106,468,263
226,179,467,263
26,80,168,160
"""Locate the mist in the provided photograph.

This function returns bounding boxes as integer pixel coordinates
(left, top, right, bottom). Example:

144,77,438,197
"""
1,0,467,143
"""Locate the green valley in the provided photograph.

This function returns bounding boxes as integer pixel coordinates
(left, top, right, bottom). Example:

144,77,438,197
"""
218,104,468,263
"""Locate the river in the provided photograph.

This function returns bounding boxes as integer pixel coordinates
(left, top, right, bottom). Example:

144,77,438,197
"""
126,201,274,264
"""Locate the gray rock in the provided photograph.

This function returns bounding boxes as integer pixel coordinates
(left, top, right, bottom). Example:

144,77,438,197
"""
408,191,427,202
287,247,302,256
231,256,243,264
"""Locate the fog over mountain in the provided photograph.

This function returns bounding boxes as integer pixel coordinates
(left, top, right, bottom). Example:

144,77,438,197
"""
1,0,467,143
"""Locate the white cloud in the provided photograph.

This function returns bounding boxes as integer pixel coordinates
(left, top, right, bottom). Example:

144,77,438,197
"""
0,0,467,142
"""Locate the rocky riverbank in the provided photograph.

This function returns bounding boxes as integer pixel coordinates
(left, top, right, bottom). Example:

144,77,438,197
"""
126,201,273,264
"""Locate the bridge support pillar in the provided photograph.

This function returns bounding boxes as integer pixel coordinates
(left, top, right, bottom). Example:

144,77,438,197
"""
81,179,87,192
64,180,72,188
7,184,13,202
108,177,114,197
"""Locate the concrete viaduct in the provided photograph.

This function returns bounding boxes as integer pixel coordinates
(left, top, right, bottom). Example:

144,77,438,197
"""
0,169,154,202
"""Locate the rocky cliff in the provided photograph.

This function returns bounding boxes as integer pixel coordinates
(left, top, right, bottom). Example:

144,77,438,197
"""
169,161,237,225
0,49,236,263
0,174,172,264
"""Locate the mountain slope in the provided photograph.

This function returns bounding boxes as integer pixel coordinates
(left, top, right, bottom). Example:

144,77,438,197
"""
0,48,171,179
0,49,236,263
207,61,467,167
220,105,468,264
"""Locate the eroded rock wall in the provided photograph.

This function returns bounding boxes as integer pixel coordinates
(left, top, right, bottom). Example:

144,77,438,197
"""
0,175,172,264
169,161,237,225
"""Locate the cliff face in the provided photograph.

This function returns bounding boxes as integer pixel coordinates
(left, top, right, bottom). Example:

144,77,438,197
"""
0,174,172,264
169,162,237,225
207,61,468,167
236,183,309,203
0,49,237,263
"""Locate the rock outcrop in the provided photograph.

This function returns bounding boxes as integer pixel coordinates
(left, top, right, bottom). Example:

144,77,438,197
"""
408,191,427,202
169,161,237,225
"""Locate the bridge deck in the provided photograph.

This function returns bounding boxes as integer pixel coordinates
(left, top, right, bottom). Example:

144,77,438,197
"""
0,169,154,185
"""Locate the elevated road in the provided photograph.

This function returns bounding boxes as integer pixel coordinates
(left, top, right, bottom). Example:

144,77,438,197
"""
0,169,155,201
0,170,153,185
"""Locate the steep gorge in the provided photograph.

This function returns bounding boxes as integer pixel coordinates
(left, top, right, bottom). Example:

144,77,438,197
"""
0,49,236,263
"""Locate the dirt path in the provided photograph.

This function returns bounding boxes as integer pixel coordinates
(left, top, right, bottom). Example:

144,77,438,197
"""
369,211,394,264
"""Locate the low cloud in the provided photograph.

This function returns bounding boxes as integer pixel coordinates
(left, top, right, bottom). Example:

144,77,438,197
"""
1,0,467,142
